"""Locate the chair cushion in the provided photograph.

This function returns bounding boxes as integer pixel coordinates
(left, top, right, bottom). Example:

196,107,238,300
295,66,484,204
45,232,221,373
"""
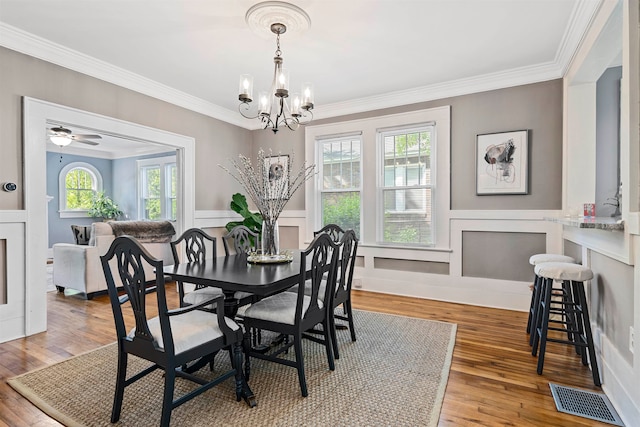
128,309,239,355
286,280,327,303
243,292,320,325
529,253,575,266
534,262,593,281
71,225,91,245
184,287,225,309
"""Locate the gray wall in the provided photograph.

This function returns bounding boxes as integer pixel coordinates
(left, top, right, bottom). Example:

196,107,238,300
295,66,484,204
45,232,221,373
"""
590,251,634,364
0,46,253,212
596,66,622,217
46,152,114,246
462,231,546,282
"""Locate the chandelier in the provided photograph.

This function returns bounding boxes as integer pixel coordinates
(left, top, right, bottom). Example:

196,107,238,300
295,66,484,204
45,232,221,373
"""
238,2,314,133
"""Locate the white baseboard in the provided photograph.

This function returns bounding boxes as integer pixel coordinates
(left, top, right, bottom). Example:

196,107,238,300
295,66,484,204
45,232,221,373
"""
357,273,531,312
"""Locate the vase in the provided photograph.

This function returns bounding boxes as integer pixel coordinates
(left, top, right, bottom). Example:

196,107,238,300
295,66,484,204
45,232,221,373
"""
261,219,280,256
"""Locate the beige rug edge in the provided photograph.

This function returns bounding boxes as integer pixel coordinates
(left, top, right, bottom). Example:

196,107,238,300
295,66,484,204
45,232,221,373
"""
8,376,84,427
7,342,118,427
429,324,457,427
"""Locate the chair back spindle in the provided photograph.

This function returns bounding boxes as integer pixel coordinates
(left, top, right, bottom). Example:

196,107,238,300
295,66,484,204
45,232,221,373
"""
223,225,259,255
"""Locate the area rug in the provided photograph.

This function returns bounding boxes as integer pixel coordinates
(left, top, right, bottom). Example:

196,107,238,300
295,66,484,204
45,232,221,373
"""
8,310,456,427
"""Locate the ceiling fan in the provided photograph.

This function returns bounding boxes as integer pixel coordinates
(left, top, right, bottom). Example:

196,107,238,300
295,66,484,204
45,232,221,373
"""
48,126,102,147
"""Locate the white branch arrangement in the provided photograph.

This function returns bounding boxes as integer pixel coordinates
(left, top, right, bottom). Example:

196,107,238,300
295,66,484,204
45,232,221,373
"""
219,149,316,222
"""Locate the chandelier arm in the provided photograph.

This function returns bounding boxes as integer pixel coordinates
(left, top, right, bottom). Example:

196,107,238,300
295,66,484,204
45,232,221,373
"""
297,109,314,126
260,114,275,130
239,102,260,120
275,97,301,132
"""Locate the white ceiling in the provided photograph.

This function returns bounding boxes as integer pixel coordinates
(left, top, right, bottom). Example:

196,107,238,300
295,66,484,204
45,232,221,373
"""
1,0,602,135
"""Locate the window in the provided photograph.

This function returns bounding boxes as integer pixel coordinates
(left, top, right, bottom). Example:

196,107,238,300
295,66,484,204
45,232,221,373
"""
58,162,103,218
318,135,362,237
138,156,177,220
306,106,450,250
380,125,434,245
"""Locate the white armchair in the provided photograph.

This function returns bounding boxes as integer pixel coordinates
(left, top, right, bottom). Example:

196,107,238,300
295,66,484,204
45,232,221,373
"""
53,221,175,299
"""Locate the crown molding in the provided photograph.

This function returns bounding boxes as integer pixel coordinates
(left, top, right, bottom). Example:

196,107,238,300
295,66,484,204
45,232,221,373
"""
553,0,603,76
312,61,563,120
0,23,247,128
1,0,598,129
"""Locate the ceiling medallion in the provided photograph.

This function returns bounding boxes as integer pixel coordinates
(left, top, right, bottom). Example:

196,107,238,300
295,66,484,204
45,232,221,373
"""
245,1,311,39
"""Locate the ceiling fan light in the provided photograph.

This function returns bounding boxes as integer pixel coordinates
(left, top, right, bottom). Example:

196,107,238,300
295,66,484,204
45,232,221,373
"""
50,135,72,146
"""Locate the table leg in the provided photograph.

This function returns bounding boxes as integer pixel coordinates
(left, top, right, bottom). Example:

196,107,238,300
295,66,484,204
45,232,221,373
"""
223,290,239,318
234,341,256,407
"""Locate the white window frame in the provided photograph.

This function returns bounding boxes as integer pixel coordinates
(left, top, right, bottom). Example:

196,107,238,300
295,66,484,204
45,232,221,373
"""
58,162,103,218
316,133,363,236
305,106,450,251
137,155,177,221
377,123,436,246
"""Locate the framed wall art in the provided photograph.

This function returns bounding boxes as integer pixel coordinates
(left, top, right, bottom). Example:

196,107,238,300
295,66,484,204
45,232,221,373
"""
264,154,290,199
476,130,529,195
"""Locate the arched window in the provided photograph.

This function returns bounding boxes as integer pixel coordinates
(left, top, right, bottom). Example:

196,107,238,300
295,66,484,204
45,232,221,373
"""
58,162,103,218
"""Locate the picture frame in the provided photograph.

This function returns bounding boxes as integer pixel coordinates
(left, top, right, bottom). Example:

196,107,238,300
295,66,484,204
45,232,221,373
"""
264,155,290,199
476,130,529,195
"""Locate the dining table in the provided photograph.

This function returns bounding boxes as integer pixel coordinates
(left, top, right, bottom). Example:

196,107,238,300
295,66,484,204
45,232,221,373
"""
162,252,306,408
163,252,304,315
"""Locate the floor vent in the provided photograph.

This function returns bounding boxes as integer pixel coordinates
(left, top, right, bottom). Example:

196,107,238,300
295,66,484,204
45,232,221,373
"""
549,383,625,426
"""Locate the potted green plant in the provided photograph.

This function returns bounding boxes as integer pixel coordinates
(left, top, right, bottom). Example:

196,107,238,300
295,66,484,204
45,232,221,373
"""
225,193,262,235
87,191,123,221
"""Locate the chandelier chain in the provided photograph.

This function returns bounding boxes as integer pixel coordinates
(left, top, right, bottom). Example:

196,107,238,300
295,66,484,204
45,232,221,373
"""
275,32,282,57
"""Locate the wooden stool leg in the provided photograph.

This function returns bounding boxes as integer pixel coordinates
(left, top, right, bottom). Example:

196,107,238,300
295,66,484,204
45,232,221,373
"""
532,277,549,357
575,280,601,386
535,278,553,374
561,279,583,356
527,274,542,338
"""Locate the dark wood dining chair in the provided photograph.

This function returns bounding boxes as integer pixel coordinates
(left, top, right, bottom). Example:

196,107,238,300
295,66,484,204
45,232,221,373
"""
241,233,340,397
223,225,262,308
222,225,260,255
101,236,253,427
301,224,358,359
313,223,346,242
327,229,358,359
170,227,222,310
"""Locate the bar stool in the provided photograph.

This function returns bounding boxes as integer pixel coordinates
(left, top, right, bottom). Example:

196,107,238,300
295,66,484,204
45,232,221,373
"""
531,262,601,386
527,254,576,344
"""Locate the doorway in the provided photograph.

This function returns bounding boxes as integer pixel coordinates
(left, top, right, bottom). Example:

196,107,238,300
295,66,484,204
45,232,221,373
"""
22,97,195,338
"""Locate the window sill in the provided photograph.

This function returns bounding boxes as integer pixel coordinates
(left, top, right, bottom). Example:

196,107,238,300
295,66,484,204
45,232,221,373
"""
59,210,91,219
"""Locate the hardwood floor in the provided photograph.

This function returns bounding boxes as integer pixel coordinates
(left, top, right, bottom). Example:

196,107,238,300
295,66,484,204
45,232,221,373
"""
0,287,610,426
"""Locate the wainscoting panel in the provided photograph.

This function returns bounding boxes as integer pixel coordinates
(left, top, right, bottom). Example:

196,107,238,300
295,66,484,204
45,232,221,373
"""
0,220,26,343
462,231,545,282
